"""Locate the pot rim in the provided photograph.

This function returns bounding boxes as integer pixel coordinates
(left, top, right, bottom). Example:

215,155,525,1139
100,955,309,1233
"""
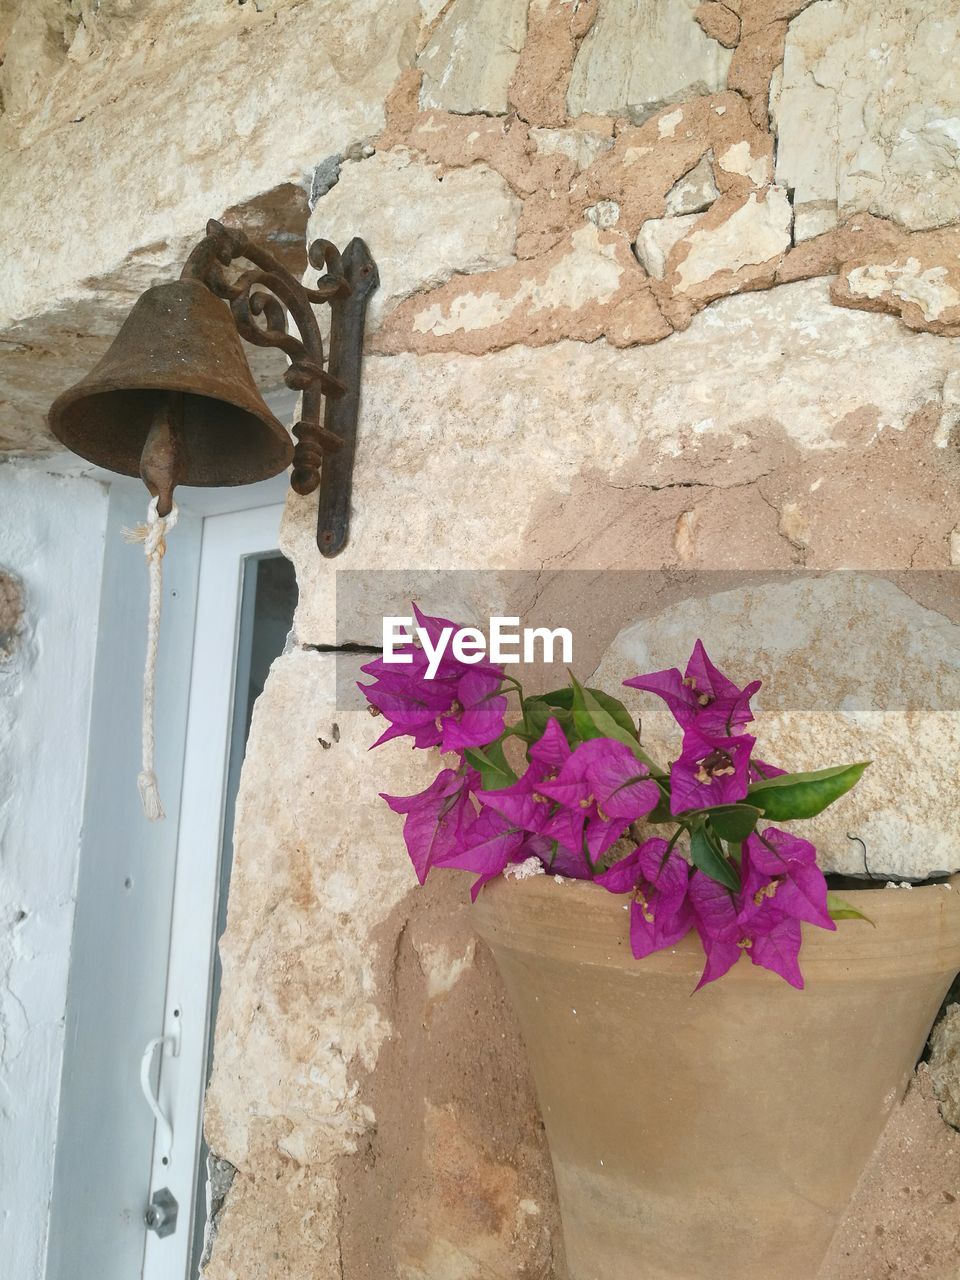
473,873,960,983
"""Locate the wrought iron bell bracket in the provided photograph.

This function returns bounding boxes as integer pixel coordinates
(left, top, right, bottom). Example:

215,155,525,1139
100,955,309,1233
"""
167,218,379,557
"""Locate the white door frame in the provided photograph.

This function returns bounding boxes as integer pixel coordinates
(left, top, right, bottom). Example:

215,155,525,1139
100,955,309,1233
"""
47,437,292,1280
143,502,287,1280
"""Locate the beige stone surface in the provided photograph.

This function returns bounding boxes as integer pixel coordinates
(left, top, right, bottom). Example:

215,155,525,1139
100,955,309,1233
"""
773,0,960,235
567,0,733,120
820,1066,960,1280
417,0,528,114
665,152,720,215
0,0,421,331
635,212,703,278
929,1004,960,1131
204,647,559,1277
530,123,614,172
593,575,960,879
5,0,960,1271
306,149,521,331
284,279,960,644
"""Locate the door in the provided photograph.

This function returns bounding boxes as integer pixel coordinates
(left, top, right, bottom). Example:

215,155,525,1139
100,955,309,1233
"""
47,483,297,1280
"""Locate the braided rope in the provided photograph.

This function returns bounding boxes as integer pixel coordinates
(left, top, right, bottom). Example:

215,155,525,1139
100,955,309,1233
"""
126,496,178,820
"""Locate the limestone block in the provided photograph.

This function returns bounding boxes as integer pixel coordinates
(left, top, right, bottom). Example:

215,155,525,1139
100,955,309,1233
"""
584,200,621,229
204,648,418,1167
929,1005,960,1130
636,213,703,278
306,149,521,330
567,0,733,121
0,0,421,330
655,186,793,325
665,153,720,215
282,280,960,644
593,575,960,880
0,0,71,118
417,0,529,114
773,0,960,233
670,187,792,294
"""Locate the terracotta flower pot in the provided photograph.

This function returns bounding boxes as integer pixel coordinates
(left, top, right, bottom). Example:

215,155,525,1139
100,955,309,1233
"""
473,875,960,1280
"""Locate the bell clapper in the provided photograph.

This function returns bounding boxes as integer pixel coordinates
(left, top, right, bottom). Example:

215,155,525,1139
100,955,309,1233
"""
139,392,186,517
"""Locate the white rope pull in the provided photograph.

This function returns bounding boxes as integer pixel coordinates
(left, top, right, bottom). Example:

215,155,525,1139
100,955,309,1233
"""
125,496,178,821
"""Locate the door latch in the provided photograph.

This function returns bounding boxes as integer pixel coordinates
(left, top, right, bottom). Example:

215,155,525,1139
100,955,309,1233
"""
145,1187,178,1238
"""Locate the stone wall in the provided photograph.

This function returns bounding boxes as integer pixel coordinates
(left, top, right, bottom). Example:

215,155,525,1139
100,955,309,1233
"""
2,0,960,1276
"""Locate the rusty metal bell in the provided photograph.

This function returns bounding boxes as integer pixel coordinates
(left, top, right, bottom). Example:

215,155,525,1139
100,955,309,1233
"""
48,278,293,511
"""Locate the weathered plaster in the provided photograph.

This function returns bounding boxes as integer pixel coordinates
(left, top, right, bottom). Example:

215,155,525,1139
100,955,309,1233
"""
0,461,107,1280
203,648,560,1277
376,222,671,353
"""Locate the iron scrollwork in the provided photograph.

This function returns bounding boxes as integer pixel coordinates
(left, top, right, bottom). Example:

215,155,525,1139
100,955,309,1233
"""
181,218,378,556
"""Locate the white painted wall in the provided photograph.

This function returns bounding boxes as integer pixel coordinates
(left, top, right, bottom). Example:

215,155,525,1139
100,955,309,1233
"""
0,460,107,1280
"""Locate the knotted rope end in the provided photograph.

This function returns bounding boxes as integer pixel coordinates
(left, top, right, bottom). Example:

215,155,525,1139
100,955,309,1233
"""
138,770,166,822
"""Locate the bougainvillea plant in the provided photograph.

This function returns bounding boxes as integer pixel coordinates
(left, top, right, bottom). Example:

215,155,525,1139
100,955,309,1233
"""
360,606,869,990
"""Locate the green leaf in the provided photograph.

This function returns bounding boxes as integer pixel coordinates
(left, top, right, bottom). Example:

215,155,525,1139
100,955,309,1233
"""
826,892,875,926
463,739,517,791
690,826,740,891
706,804,762,843
522,695,574,742
568,676,670,774
542,680,640,742
748,762,870,821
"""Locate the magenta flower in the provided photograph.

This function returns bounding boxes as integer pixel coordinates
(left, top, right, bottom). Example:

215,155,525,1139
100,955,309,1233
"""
361,659,455,749
597,838,693,958
669,728,755,814
689,869,805,990
536,737,662,862
742,828,835,932
439,670,508,753
381,768,478,884
434,806,535,900
360,606,506,751
624,639,761,736
476,718,571,831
